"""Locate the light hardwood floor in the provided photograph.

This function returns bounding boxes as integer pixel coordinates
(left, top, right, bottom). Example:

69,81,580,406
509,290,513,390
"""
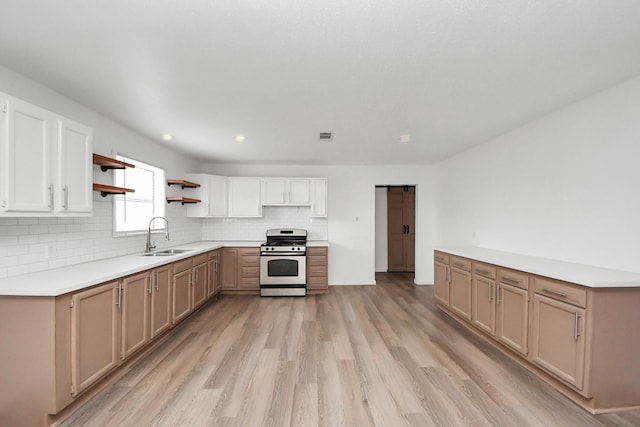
60,273,640,426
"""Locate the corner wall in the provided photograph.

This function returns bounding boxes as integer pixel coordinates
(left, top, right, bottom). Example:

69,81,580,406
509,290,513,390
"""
435,75,640,273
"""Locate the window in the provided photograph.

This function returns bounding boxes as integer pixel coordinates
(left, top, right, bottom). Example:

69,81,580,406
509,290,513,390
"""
113,155,166,236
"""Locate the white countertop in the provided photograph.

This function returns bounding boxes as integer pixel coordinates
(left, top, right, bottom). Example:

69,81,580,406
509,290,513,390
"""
436,246,640,288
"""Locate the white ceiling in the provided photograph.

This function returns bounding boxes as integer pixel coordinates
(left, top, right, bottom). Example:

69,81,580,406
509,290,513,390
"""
2,1,640,165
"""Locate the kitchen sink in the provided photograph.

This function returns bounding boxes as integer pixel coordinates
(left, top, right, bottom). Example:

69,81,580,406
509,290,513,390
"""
140,248,193,256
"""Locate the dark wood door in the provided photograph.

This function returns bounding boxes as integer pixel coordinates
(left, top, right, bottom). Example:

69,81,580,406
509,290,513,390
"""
387,186,415,272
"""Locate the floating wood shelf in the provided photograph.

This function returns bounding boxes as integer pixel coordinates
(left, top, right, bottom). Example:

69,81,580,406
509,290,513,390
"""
166,197,201,205
167,179,200,189
93,183,135,197
93,153,135,172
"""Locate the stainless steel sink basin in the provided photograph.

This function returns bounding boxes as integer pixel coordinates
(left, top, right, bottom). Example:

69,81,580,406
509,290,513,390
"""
140,249,193,256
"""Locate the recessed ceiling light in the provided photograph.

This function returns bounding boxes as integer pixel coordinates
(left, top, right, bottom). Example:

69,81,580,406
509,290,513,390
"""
235,135,246,142
161,133,173,141
398,134,412,143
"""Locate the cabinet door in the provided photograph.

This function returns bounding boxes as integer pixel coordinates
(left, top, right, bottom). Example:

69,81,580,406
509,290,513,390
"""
2,96,53,213
310,178,327,217
208,175,227,216
150,265,172,339
70,281,120,396
192,262,208,308
261,178,287,205
450,268,472,320
121,272,151,360
172,269,192,323
55,118,92,213
207,251,222,297
433,261,450,306
221,248,238,290
531,294,586,390
497,282,529,356
288,178,310,204
472,276,496,336
228,178,262,217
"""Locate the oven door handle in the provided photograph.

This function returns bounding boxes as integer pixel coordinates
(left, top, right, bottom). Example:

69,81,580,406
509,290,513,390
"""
260,252,307,256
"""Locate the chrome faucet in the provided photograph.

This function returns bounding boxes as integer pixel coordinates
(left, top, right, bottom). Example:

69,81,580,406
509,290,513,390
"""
145,216,170,253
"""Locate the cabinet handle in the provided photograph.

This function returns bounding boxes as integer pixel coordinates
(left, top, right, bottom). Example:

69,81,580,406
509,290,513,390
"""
156,272,159,292
542,287,568,298
501,276,520,285
116,283,122,308
62,185,69,210
48,184,54,209
497,287,502,304
476,268,490,275
453,262,466,268
574,312,582,340
489,282,493,302
147,274,152,294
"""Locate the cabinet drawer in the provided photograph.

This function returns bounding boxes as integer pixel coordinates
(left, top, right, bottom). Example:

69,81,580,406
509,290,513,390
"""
533,277,587,308
241,256,260,267
174,258,193,273
307,246,328,257
307,276,328,288
498,269,529,290
241,266,260,278
472,262,496,279
451,256,471,272
192,254,207,265
307,256,327,266
434,252,450,264
240,277,259,288
307,266,327,277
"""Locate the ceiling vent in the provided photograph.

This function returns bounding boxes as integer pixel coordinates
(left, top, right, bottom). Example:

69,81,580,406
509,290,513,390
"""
319,132,333,141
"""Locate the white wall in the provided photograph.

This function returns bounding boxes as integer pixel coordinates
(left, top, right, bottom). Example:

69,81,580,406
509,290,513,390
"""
374,187,388,272
200,164,437,285
436,75,640,273
0,66,203,278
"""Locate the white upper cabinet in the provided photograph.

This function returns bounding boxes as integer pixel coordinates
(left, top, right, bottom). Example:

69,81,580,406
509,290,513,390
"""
185,173,227,217
310,178,327,217
0,93,92,216
228,177,262,217
261,178,310,205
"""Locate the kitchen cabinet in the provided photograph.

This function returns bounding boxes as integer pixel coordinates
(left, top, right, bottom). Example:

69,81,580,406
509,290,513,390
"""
310,178,328,217
185,173,227,217
496,269,529,356
70,281,120,396
207,249,222,297
449,256,472,320
531,278,588,390
433,252,451,306
150,264,173,339
191,254,208,309
220,247,260,293
120,271,151,360
228,177,262,217
387,187,415,272
0,93,93,216
306,246,329,294
471,262,497,336
261,178,310,205
172,258,193,324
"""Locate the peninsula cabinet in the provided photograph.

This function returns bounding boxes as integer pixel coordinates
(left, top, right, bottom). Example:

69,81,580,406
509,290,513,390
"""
449,256,472,320
433,251,450,306
0,92,93,217
433,248,640,413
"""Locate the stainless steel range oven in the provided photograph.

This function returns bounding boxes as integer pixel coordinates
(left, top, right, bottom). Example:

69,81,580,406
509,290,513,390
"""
260,228,307,297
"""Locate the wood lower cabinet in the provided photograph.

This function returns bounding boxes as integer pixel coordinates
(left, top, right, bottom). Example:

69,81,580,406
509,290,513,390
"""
120,272,151,360
70,281,120,396
471,266,496,336
496,270,529,356
449,256,472,320
207,249,222,297
150,264,172,339
221,247,260,293
307,246,329,293
172,258,193,324
433,252,450,306
191,254,208,309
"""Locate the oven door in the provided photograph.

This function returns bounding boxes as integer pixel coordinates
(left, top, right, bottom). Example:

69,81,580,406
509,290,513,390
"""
260,255,306,285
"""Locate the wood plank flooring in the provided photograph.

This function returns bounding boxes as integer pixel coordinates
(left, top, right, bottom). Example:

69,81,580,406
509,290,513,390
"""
59,273,640,426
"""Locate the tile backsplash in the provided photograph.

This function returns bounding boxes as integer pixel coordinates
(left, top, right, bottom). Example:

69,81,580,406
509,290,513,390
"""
0,201,328,279
202,206,328,241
